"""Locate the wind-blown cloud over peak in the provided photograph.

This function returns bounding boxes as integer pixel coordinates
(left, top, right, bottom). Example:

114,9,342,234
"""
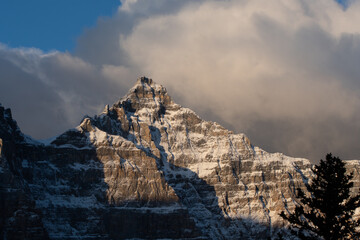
0,44,130,138
113,0,360,161
1,0,360,162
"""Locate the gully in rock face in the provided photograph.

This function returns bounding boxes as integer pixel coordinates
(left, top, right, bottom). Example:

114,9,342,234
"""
0,77,358,239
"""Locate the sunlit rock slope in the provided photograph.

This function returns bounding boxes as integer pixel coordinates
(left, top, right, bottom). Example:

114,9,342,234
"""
2,77,357,239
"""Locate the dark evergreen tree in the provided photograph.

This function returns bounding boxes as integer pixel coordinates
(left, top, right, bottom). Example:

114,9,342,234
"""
280,153,360,240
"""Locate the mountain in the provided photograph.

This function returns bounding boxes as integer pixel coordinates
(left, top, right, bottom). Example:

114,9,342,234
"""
0,77,359,239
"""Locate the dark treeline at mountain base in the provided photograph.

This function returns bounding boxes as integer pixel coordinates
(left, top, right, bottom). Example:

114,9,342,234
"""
280,153,360,240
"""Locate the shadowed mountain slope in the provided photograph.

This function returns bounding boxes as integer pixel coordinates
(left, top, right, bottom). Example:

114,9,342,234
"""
1,77,359,239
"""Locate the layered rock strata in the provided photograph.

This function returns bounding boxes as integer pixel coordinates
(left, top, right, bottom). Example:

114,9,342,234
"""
0,106,48,240
1,77,358,239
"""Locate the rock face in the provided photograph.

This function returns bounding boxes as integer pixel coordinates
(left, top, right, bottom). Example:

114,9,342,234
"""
0,106,48,239
0,77,358,239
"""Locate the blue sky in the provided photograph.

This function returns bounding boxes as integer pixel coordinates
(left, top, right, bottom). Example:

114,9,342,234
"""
0,0,348,52
0,0,119,51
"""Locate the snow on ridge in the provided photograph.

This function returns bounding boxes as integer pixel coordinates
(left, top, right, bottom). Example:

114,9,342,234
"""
114,76,166,105
188,162,219,178
69,160,103,171
29,128,80,146
76,77,312,184
34,135,60,146
345,159,360,164
35,194,103,209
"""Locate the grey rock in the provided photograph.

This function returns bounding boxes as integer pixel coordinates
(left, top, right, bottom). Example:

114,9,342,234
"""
0,77,359,239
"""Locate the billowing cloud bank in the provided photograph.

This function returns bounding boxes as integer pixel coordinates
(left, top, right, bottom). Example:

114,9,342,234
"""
0,44,132,138
1,0,360,161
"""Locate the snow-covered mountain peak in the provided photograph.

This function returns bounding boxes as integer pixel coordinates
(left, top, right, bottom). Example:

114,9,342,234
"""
137,76,154,85
114,76,172,109
3,76,342,239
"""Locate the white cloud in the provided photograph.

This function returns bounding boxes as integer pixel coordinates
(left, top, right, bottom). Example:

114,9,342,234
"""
118,0,360,161
2,0,360,161
0,45,127,138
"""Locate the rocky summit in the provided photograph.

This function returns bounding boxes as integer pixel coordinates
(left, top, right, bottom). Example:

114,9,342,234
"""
1,77,359,239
